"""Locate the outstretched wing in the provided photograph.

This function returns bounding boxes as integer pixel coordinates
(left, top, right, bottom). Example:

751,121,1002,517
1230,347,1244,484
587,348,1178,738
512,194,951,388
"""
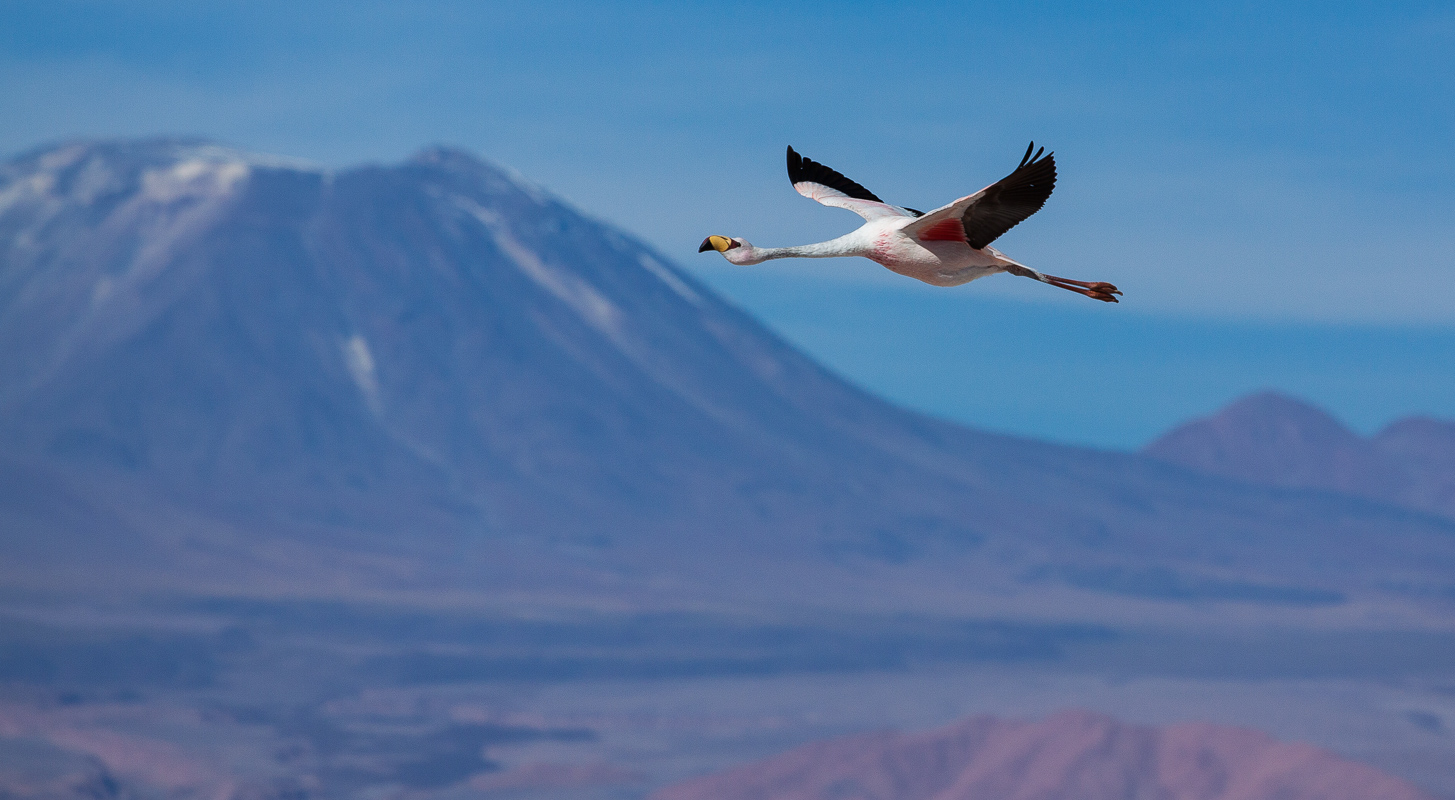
787,146,920,222
900,143,1056,249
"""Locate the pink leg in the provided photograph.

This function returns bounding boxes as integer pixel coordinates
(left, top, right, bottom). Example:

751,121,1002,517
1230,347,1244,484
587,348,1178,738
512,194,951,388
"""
1042,274,1122,303
1003,266,1122,303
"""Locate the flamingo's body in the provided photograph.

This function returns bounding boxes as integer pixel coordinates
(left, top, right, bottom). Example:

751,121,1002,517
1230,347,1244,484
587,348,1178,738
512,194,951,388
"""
700,144,1121,302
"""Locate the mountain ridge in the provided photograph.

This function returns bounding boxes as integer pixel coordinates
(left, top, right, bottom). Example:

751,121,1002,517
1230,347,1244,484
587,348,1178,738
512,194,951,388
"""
1145,392,1455,520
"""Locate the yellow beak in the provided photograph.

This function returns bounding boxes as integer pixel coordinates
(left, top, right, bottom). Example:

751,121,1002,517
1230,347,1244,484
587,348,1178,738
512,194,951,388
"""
698,235,735,253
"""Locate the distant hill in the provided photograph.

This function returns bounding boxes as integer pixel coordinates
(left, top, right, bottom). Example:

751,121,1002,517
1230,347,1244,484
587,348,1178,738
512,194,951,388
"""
652,709,1436,800
1145,392,1455,520
2,139,1454,620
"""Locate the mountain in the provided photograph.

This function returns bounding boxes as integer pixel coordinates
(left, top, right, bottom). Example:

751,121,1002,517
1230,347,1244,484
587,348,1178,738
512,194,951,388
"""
3,139,1455,618
2,137,984,601
651,710,1436,800
1374,416,1455,514
1144,393,1455,520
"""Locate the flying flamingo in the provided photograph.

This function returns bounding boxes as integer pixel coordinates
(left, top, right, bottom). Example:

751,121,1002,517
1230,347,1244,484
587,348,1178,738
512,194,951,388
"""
699,144,1121,303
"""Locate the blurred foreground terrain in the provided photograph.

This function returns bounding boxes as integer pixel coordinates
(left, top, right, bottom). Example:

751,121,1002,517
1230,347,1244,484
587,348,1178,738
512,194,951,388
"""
1,139,1453,799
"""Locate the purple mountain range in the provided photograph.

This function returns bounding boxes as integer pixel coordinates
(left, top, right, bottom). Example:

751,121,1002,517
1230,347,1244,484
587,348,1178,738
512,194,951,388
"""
653,710,1436,800
1145,393,1455,520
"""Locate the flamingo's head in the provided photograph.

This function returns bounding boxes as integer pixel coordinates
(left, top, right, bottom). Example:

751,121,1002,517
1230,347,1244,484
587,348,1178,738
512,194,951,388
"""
698,235,763,265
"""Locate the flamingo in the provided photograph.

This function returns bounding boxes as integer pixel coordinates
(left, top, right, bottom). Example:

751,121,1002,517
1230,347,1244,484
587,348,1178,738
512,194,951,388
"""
699,144,1121,302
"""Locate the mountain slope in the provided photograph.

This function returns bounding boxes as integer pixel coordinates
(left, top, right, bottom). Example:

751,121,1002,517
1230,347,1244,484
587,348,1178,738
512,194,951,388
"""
2,139,1454,616
650,710,1436,800
1374,417,1455,514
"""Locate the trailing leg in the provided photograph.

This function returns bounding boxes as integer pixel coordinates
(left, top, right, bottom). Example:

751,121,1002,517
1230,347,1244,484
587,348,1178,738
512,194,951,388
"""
1003,264,1121,303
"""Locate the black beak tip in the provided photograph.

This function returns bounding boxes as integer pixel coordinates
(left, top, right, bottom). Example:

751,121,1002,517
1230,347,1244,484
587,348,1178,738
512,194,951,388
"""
698,237,714,253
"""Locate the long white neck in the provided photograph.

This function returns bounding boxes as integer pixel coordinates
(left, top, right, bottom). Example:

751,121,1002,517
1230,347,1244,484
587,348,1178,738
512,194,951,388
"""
746,234,861,263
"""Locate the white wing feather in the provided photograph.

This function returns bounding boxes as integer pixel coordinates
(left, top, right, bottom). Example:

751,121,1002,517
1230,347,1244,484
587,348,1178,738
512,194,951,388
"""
793,180,919,222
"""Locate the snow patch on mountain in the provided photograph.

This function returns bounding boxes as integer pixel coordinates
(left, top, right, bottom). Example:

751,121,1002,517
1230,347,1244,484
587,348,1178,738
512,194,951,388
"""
453,195,624,339
140,160,249,202
342,334,383,416
638,253,702,305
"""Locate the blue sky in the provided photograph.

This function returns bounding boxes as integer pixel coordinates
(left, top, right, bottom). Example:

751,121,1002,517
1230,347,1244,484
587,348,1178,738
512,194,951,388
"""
3,1,1452,446
702,269,1455,446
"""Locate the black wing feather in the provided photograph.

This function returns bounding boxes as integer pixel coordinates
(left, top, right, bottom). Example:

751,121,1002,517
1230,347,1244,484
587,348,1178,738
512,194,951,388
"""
786,146,884,204
962,143,1056,250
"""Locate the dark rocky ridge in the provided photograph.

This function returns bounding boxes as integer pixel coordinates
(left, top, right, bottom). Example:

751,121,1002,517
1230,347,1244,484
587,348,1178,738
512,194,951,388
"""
2,139,1454,617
